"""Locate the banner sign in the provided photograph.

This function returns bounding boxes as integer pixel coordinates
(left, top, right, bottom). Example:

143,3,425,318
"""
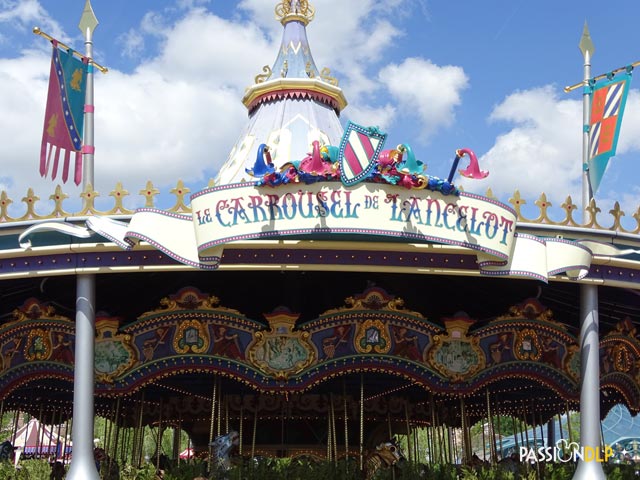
83,182,596,281
191,182,516,260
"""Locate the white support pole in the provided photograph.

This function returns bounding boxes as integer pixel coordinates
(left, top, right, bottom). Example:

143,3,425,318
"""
573,23,605,480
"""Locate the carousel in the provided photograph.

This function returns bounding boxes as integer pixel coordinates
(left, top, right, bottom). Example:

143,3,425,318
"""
0,0,639,478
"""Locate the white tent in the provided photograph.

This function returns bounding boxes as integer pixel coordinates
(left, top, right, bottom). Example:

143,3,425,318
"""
9,418,69,456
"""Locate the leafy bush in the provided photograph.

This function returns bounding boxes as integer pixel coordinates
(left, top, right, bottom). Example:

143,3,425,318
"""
0,459,56,480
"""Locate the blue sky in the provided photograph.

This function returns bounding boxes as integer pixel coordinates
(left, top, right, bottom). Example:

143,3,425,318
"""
1,0,640,223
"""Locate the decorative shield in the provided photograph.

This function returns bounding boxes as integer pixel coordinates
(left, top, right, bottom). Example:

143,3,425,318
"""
338,121,387,186
246,309,317,380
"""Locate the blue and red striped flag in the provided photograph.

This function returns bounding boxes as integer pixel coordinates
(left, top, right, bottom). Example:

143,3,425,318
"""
40,42,88,185
588,72,631,194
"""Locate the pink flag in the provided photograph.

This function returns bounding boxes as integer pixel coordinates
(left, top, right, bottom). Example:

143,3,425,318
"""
40,43,87,185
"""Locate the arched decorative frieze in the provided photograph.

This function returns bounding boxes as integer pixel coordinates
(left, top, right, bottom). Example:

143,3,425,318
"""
476,298,579,385
0,299,75,399
0,299,74,375
319,287,425,318
1,290,636,414
121,286,259,379
306,287,439,368
600,317,640,411
137,286,243,318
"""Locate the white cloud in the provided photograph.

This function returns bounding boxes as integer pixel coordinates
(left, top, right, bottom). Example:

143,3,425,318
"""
459,86,582,207
144,9,273,89
344,104,397,132
0,50,49,187
0,5,274,215
94,68,245,189
0,0,65,43
460,85,640,222
118,30,145,59
238,0,407,104
0,0,464,216
378,57,469,139
617,90,640,154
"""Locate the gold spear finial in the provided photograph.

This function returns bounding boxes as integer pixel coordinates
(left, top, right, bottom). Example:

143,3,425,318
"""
275,0,315,26
78,0,99,36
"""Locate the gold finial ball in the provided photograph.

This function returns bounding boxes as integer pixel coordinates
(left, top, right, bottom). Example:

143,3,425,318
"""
275,0,315,24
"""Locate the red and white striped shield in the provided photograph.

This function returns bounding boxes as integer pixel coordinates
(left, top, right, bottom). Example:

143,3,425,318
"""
338,122,387,186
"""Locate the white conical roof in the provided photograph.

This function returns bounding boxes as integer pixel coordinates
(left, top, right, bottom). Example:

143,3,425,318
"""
215,0,347,185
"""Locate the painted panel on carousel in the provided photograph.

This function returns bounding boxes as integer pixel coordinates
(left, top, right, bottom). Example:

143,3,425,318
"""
247,308,317,380
94,316,137,383
0,299,74,372
475,298,580,384
137,326,172,364
319,324,353,359
601,317,640,407
211,325,245,360
1,337,24,373
427,314,485,382
124,287,254,363
390,325,423,362
602,317,639,374
308,287,436,363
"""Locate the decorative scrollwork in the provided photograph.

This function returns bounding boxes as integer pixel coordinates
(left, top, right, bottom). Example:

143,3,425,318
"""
305,61,315,78
319,67,338,86
255,65,272,84
275,0,315,23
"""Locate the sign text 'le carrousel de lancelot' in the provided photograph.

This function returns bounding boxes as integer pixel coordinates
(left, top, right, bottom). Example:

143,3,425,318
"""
191,182,516,260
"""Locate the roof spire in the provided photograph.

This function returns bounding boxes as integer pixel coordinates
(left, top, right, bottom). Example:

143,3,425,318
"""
262,0,326,82
215,0,347,185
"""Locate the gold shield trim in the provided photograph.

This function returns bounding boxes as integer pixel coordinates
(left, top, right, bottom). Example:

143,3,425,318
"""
354,319,391,354
426,316,485,382
247,310,316,380
514,328,542,361
94,317,137,383
173,319,210,354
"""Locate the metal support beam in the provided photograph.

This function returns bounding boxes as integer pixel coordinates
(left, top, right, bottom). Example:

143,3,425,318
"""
66,274,100,480
573,284,605,479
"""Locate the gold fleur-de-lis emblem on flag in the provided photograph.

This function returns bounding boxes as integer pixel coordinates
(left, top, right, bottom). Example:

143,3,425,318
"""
46,113,58,137
70,68,84,91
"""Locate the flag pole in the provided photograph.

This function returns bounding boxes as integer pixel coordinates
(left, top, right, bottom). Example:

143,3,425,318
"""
66,1,100,479
573,22,605,480
580,23,593,214
79,0,99,189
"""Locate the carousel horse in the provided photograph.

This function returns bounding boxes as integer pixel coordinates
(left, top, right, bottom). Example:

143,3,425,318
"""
210,430,240,471
0,441,16,462
363,438,406,480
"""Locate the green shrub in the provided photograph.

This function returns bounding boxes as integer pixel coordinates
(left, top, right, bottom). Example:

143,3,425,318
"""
0,459,54,480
